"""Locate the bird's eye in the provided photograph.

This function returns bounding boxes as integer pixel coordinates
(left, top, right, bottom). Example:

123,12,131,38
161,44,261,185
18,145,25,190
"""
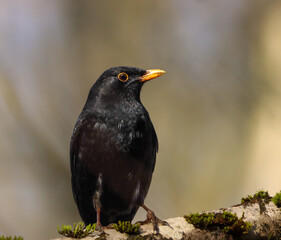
118,72,129,82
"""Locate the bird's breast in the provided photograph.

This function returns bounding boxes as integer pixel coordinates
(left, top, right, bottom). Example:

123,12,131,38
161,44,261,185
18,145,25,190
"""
115,115,149,151
92,113,148,151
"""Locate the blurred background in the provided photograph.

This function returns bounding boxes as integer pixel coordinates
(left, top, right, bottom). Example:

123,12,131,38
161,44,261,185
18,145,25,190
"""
1,0,281,239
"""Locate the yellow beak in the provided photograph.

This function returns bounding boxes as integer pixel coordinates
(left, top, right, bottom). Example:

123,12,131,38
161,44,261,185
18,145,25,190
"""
140,69,166,82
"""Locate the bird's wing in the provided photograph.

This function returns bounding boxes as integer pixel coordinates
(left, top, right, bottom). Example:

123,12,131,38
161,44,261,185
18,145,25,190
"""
70,113,103,175
150,122,159,173
70,113,101,222
70,114,86,178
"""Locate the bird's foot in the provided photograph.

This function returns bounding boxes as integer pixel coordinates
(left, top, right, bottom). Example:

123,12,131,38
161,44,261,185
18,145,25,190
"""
94,207,105,232
138,204,170,233
95,222,105,232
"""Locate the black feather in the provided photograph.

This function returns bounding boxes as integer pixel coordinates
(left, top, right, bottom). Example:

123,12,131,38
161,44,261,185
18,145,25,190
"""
70,66,160,225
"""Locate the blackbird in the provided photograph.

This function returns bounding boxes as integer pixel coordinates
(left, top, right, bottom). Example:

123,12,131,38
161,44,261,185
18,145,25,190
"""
70,66,166,230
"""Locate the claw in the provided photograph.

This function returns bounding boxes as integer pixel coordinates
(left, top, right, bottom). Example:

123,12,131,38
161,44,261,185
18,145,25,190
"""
95,222,104,232
138,204,171,233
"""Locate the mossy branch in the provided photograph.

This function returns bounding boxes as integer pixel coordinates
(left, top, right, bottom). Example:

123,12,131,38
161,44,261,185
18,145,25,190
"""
53,190,281,240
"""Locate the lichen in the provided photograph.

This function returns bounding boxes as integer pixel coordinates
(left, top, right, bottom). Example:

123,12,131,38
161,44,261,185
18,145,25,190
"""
184,210,252,235
112,221,140,235
272,191,281,208
57,222,96,238
0,237,23,240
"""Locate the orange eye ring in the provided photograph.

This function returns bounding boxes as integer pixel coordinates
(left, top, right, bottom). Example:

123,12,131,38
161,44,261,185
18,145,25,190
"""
118,72,129,82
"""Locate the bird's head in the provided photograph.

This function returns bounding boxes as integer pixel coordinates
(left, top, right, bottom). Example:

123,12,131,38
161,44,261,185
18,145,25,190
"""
86,66,166,108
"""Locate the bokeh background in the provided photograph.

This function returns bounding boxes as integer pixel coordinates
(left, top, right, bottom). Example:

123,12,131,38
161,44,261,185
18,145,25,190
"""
1,1,281,239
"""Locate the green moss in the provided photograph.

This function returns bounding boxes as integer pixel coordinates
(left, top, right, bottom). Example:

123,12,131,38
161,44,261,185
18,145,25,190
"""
57,222,96,239
184,211,252,235
112,221,140,235
228,214,252,235
0,237,23,240
254,190,270,199
241,189,281,208
184,212,214,228
241,195,254,204
241,190,271,204
271,191,281,208
221,211,237,224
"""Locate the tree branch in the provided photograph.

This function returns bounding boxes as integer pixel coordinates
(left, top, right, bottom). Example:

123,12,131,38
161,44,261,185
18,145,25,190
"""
53,201,281,240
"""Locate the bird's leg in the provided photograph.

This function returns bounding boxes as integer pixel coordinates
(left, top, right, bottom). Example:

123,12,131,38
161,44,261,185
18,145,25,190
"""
138,204,169,232
95,208,104,231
